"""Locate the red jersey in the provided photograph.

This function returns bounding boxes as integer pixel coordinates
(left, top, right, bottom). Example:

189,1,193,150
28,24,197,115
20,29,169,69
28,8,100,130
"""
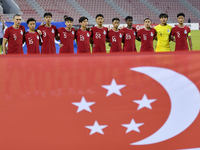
38,25,58,54
58,27,75,53
3,25,25,54
25,32,40,54
171,26,191,51
122,27,137,52
91,26,108,53
107,29,124,52
137,28,156,52
75,28,91,53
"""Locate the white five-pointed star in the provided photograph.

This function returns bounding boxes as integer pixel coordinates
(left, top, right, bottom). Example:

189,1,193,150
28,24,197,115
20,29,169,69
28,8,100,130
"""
133,94,156,110
72,96,95,113
85,120,108,135
122,119,144,133
102,79,126,97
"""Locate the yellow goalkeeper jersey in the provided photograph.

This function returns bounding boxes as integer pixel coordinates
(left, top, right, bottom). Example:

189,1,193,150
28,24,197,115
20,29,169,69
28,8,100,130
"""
154,24,172,52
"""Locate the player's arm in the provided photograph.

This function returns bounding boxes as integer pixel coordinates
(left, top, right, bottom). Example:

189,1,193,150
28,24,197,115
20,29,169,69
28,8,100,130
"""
188,33,193,51
2,38,8,54
2,20,5,30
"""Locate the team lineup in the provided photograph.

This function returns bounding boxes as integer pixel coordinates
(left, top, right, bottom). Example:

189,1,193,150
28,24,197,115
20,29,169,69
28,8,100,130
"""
2,12,192,54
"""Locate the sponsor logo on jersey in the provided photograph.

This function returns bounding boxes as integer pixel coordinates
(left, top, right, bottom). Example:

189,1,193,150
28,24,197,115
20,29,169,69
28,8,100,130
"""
87,33,90,37
20,30,23,35
103,30,106,35
52,29,55,33
184,30,187,34
119,33,122,38
167,29,170,33
151,32,153,36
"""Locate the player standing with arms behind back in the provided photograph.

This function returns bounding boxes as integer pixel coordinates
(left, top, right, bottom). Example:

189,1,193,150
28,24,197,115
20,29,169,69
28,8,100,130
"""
3,14,25,54
154,13,172,52
25,18,41,54
75,16,91,53
122,16,137,52
91,14,108,53
137,18,156,52
58,17,75,53
37,12,59,54
107,18,124,52
171,13,192,51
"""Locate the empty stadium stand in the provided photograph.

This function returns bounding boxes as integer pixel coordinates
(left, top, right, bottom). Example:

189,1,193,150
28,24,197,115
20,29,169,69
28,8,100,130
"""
1,0,200,24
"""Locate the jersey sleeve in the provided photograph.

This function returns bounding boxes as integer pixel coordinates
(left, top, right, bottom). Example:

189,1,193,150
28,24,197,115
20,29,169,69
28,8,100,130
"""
171,28,175,37
54,26,58,37
137,30,141,38
154,29,157,37
3,28,10,40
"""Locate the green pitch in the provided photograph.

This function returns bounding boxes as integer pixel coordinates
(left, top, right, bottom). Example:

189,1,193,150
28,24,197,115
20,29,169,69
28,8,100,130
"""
106,30,200,52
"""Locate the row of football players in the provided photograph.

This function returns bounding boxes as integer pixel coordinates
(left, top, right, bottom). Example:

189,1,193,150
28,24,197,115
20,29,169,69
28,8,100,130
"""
2,12,192,54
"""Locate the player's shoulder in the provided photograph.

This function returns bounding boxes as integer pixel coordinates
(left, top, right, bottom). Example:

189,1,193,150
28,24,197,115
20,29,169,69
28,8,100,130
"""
166,24,172,29
119,29,125,34
184,25,190,30
154,24,160,29
51,25,57,29
58,27,64,31
20,25,25,30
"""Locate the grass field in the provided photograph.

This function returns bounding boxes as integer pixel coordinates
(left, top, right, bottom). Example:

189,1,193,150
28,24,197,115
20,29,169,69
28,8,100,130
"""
106,30,200,52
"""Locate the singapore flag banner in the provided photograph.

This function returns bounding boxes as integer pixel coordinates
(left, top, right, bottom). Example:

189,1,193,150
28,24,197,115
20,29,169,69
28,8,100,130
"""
0,52,200,150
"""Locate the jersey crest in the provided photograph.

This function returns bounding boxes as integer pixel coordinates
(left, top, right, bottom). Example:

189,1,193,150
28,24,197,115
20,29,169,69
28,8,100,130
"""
37,35,39,39
52,29,55,33
119,33,122,38
87,33,90,37
167,29,170,33
151,32,153,37
72,31,74,35
20,30,23,35
184,30,187,34
134,31,136,35
103,30,106,35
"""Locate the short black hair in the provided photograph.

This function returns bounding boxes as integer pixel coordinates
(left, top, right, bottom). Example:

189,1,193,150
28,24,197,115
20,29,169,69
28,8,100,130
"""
79,16,88,23
125,16,133,22
27,18,36,24
96,14,104,19
159,13,168,19
64,15,68,19
65,17,74,22
13,14,21,19
177,13,185,18
44,12,52,18
144,18,152,22
112,18,120,22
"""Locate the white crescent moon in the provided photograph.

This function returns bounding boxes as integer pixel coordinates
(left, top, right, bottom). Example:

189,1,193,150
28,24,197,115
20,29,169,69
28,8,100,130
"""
130,67,200,145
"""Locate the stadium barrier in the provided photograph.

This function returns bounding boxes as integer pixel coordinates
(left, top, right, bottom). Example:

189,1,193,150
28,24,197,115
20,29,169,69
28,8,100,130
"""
0,52,200,150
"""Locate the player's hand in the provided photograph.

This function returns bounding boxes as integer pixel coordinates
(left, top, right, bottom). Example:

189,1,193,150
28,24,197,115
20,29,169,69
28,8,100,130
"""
41,22,45,26
59,43,63,48
37,30,42,36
